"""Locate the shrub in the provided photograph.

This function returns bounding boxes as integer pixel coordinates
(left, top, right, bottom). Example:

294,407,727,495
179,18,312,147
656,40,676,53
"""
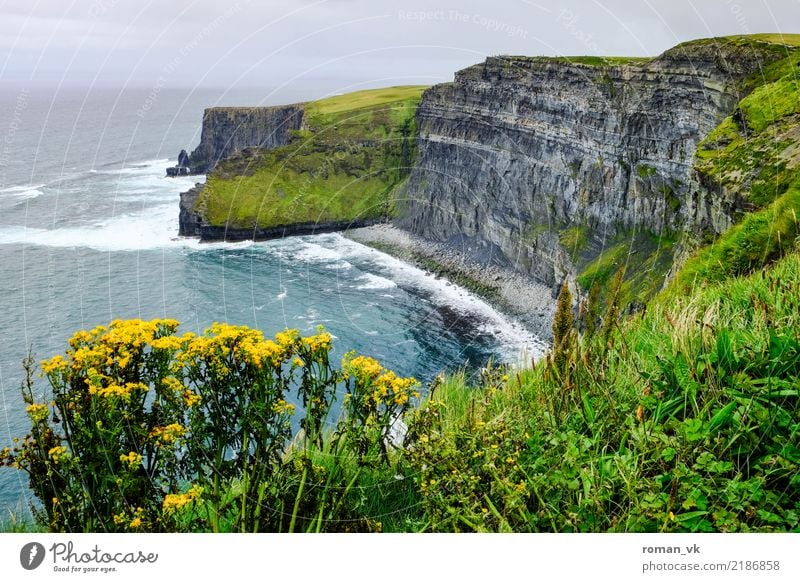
1,319,419,532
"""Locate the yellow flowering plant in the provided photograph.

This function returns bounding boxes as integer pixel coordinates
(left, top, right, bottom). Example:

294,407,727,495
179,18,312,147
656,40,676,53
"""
4,320,189,532
2,319,420,533
340,352,421,465
178,323,300,532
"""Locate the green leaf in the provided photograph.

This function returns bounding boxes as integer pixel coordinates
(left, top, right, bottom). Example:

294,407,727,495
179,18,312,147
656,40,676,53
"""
708,401,737,431
717,330,735,376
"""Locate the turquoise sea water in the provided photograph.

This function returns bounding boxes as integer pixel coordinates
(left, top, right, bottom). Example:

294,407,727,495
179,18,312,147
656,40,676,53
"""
0,87,545,517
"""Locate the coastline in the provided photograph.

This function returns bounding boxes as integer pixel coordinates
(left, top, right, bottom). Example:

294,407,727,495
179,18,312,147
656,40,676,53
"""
344,224,556,342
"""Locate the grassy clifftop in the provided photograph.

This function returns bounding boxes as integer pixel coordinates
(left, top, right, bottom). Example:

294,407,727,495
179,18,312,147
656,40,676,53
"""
668,40,800,294
195,86,426,230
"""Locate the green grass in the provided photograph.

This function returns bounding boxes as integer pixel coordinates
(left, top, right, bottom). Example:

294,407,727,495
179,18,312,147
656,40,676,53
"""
406,244,800,531
576,230,676,306
196,86,427,229
736,33,800,47
304,86,429,116
559,225,590,259
550,56,653,67
739,75,800,133
669,184,800,294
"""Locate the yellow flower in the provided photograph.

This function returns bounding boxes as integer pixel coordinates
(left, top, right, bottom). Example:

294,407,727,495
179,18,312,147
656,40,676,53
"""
301,331,331,353
150,335,183,351
129,517,142,529
272,400,295,415
119,451,142,468
26,403,49,423
275,329,299,349
162,484,203,514
149,423,187,444
161,376,184,392
41,355,68,374
96,382,148,400
183,390,202,408
343,354,383,380
48,446,68,464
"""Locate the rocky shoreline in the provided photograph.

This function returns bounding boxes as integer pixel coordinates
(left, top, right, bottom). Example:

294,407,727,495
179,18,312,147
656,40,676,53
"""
345,224,556,341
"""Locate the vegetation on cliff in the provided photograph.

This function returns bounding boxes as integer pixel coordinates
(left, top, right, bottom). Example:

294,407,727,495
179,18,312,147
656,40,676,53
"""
577,34,800,306
194,86,426,230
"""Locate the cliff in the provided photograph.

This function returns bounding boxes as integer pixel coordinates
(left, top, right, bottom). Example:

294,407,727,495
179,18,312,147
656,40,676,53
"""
178,86,426,239
184,105,305,174
396,36,794,299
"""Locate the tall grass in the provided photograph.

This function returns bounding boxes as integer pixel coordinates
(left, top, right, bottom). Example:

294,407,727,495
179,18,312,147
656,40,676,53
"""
403,246,800,532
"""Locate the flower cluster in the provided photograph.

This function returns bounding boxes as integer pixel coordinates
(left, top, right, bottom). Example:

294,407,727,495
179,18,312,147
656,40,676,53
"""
272,399,296,415
8,318,420,533
149,423,187,445
162,484,203,514
89,382,149,400
48,446,69,464
113,506,145,530
119,451,142,468
26,403,49,423
342,353,420,408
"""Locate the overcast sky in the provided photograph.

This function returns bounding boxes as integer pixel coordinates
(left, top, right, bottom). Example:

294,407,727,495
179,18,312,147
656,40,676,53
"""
1,0,797,96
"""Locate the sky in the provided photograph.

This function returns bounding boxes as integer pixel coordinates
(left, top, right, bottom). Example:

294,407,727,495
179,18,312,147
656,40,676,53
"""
0,0,797,99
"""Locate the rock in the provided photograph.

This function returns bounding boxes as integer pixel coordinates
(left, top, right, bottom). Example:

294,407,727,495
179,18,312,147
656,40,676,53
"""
395,41,781,291
187,105,304,173
178,149,190,169
178,183,205,236
166,166,189,177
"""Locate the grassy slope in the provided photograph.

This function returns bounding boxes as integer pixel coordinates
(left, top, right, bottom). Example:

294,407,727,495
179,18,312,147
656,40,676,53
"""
406,244,800,532
197,86,427,229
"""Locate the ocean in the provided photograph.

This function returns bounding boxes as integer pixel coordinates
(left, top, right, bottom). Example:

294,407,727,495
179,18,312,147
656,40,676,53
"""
0,87,545,516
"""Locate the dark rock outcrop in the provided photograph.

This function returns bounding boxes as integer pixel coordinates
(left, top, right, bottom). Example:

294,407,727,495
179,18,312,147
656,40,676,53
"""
185,105,304,173
178,183,205,236
166,149,191,177
167,106,304,176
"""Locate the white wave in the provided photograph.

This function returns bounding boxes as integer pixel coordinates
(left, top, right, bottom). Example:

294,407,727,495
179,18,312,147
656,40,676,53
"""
355,273,397,290
310,233,548,363
290,240,345,262
2,188,44,200
276,289,288,300
0,159,209,251
1,183,46,193
98,158,171,176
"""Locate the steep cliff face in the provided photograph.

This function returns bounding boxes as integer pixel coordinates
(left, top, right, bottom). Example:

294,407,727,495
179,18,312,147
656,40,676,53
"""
395,38,787,295
186,105,305,173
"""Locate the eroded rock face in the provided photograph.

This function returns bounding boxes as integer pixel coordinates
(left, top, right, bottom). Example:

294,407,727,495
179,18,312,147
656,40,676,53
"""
186,105,304,173
396,43,778,291
178,183,205,236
